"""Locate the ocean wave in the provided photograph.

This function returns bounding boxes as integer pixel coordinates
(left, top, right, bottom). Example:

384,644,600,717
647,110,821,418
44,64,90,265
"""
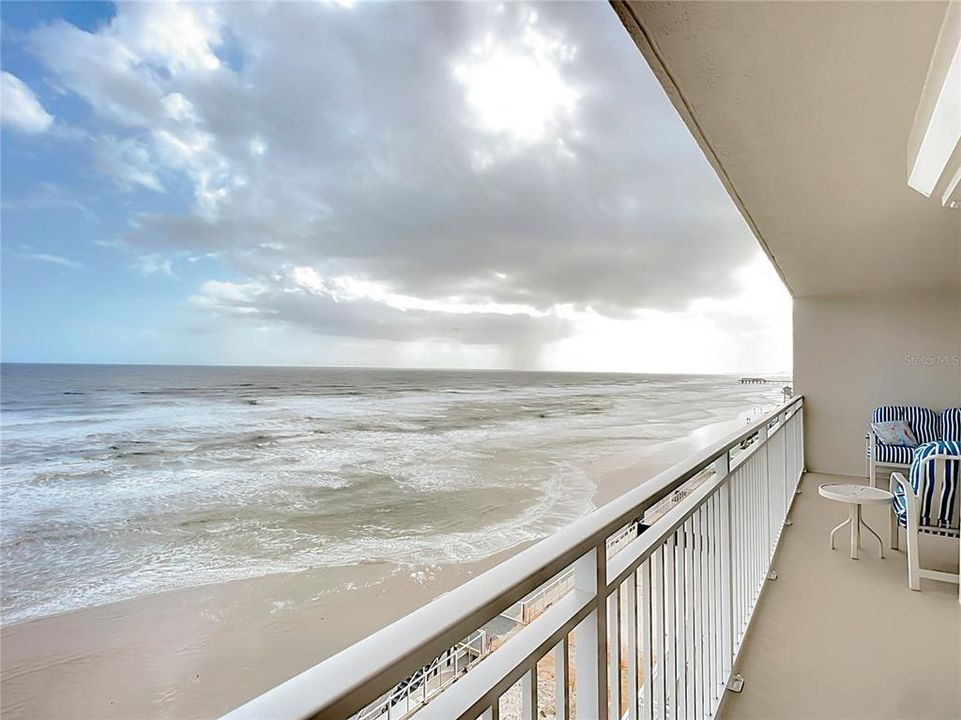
0,366,786,625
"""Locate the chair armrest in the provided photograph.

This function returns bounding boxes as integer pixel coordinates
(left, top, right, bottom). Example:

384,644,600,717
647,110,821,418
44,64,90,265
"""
889,470,914,496
890,471,920,528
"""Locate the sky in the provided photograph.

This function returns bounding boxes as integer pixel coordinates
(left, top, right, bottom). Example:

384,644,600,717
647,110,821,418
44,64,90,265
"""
0,1,792,373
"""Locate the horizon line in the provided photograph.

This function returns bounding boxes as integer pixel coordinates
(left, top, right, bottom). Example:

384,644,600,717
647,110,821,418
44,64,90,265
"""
0,360,793,377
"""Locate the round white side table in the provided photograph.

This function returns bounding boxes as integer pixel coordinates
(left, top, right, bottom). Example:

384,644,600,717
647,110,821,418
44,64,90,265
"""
818,483,893,560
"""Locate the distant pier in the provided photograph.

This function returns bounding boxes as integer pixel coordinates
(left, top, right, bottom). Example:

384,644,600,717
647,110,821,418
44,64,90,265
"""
739,377,769,384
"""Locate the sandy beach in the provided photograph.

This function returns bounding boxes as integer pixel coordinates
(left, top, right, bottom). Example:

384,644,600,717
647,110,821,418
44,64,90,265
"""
1,413,748,719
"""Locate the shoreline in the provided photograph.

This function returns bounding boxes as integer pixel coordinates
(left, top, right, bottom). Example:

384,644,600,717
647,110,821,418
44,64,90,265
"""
0,409,757,719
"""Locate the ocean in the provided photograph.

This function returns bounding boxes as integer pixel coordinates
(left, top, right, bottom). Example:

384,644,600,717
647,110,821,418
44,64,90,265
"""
0,364,785,626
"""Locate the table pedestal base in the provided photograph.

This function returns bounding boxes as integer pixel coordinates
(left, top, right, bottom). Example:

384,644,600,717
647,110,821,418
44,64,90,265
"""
829,505,884,560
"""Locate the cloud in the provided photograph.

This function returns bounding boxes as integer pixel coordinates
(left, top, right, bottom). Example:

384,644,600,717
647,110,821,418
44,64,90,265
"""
1,71,54,133
189,272,571,347
17,252,83,269
547,256,792,374
135,253,175,276
92,136,164,191
23,2,786,367
27,18,168,128
453,8,578,147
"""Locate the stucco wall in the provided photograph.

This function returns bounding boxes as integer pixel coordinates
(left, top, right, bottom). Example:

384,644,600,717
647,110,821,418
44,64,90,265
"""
794,286,961,477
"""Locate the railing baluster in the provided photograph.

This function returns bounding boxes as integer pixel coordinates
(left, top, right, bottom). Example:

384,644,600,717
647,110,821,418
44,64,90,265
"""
671,529,682,720
574,545,608,720
664,534,678,718
627,569,639,720
555,636,570,720
741,462,749,637
714,454,733,691
751,443,770,588
746,457,754,611
713,495,722,710
640,559,653,720
752,461,758,605
697,505,708,718
754,453,762,602
710,490,724,715
609,587,621,720
522,666,537,720
741,460,749,623
734,463,743,636
711,492,722,711
705,504,712,712
692,515,699,720
759,450,766,590
652,547,666,720
684,518,695,720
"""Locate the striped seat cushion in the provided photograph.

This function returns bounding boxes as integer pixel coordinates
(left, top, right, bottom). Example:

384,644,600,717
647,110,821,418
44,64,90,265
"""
942,407,961,442
893,440,961,530
874,443,914,465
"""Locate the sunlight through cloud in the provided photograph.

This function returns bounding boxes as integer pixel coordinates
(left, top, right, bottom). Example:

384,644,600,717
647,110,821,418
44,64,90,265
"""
454,13,578,146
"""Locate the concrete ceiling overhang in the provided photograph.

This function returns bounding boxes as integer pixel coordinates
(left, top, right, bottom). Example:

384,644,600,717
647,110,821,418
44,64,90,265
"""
612,1,961,297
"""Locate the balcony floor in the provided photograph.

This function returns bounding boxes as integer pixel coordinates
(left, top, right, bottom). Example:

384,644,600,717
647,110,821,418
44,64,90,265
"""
718,472,960,720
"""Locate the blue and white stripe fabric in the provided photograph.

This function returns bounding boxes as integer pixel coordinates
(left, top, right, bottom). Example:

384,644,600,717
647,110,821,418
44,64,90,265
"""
873,443,914,464
892,440,961,531
870,406,941,465
942,407,961,442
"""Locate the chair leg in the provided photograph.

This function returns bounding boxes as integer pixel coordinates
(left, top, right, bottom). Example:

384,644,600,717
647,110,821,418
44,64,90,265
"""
906,526,921,591
889,511,899,550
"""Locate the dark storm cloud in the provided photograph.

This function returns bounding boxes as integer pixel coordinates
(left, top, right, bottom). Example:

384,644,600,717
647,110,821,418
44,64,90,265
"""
194,277,570,345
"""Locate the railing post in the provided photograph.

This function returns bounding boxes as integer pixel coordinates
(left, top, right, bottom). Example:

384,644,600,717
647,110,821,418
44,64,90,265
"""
758,422,772,563
574,544,609,719
713,451,734,684
782,411,790,515
798,404,805,478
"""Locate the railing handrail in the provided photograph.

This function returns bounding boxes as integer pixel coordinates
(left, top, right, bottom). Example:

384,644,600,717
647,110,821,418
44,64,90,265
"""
223,395,804,720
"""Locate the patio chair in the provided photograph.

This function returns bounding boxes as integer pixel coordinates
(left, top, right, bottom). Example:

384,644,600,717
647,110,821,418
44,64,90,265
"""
889,440,960,591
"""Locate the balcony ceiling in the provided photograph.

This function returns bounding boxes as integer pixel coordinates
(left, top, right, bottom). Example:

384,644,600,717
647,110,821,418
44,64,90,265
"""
614,1,960,297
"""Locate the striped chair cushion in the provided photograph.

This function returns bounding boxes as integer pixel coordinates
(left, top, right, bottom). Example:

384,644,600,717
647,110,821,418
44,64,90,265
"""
942,408,961,442
893,440,961,530
874,443,914,465
871,406,941,469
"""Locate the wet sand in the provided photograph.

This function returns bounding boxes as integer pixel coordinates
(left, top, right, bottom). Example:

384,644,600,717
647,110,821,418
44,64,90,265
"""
1,414,748,719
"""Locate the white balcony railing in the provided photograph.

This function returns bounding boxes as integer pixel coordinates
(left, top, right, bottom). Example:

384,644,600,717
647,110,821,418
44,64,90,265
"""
225,396,804,720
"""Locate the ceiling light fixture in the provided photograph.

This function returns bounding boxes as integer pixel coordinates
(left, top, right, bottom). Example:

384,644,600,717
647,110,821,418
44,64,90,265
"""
907,3,961,206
